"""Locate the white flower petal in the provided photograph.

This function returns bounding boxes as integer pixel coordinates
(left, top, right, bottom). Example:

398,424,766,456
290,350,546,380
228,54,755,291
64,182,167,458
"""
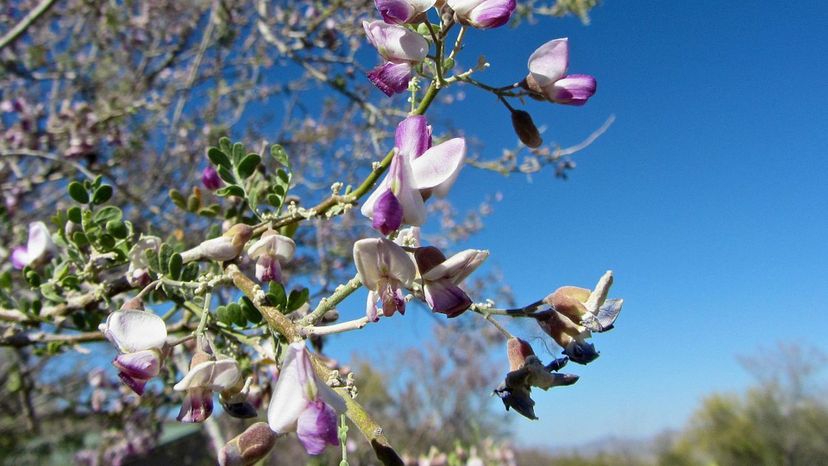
410,138,465,193
528,38,569,89
173,359,241,392
101,310,167,353
25,221,54,259
422,249,488,284
267,342,315,434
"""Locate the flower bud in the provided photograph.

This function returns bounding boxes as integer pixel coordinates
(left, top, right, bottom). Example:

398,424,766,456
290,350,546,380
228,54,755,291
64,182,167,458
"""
219,422,277,466
181,223,253,263
448,0,516,29
510,110,542,148
202,166,222,191
506,337,534,371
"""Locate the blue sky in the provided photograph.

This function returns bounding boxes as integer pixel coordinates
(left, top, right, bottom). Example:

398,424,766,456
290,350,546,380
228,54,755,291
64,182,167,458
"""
326,0,828,448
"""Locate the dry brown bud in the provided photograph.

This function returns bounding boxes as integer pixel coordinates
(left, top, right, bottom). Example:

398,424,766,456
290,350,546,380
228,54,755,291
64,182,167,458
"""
510,110,542,148
218,422,277,466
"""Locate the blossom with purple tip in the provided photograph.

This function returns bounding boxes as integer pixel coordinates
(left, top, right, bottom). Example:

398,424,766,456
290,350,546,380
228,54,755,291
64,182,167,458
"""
174,352,242,423
523,38,597,105
361,116,465,233
447,0,516,29
363,20,428,96
267,342,345,455
414,246,488,317
202,166,222,190
11,221,54,269
375,0,435,24
353,237,416,320
247,229,296,283
99,310,168,395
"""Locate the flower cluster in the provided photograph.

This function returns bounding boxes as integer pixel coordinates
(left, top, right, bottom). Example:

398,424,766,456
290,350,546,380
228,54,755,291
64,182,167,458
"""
73,0,616,463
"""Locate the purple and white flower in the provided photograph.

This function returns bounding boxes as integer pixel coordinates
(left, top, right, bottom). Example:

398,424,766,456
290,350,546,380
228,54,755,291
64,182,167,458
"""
363,20,429,96
247,230,296,283
414,246,488,317
11,221,54,269
447,0,516,29
524,38,597,105
99,310,167,395
375,0,435,24
354,238,416,320
174,352,242,423
361,116,465,234
267,342,345,455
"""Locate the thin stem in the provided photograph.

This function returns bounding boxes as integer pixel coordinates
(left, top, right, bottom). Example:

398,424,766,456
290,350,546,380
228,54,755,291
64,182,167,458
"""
302,316,371,337
0,0,59,51
339,414,349,465
1,149,96,179
134,279,162,301
448,26,466,60
413,81,440,116
484,313,513,338
498,94,515,112
424,21,444,86
196,292,211,336
470,299,547,317
300,275,361,326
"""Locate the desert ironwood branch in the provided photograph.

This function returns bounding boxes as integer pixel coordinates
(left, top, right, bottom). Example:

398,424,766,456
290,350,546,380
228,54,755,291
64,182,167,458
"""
0,321,190,348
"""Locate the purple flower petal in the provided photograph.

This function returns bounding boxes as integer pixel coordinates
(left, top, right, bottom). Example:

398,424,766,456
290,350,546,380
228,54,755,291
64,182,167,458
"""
255,255,283,283
423,279,472,317
367,62,413,96
371,189,404,235
118,371,151,396
379,279,407,317
376,0,414,24
202,166,222,190
10,246,29,270
113,350,161,381
468,0,515,29
449,0,515,29
296,400,339,455
550,74,597,106
395,115,432,158
177,388,214,423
